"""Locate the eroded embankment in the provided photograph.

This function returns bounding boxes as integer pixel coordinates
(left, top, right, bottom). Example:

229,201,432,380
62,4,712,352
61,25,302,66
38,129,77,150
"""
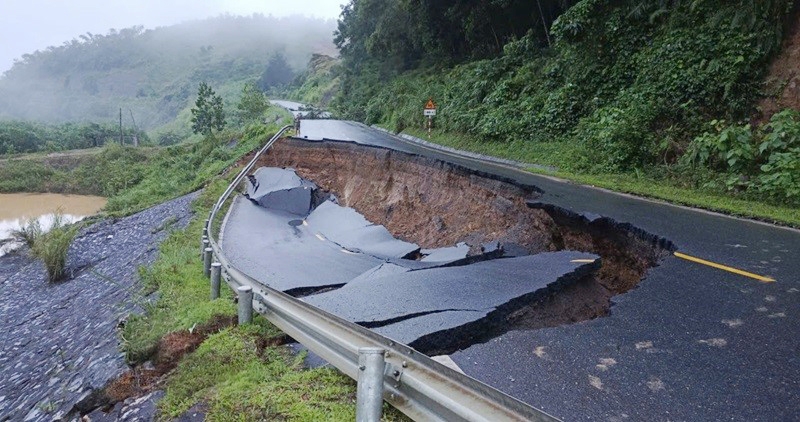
254,139,674,341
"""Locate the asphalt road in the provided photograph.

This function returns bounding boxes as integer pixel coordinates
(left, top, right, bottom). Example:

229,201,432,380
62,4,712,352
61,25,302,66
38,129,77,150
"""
289,119,799,421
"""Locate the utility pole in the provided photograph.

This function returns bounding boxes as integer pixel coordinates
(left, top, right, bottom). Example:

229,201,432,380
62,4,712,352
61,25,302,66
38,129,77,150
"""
129,109,139,147
119,108,123,145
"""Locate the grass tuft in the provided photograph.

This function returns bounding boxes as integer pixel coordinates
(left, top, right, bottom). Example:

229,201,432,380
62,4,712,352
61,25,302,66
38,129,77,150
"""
12,211,80,282
10,217,43,248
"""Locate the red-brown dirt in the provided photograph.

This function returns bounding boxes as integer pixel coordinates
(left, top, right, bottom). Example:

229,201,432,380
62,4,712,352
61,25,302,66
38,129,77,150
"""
104,315,237,404
756,8,800,123
258,140,671,297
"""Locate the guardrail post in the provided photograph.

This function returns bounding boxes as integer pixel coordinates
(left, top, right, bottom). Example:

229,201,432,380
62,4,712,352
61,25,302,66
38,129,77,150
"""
201,236,208,257
210,262,222,299
237,286,253,324
356,348,385,422
203,247,213,278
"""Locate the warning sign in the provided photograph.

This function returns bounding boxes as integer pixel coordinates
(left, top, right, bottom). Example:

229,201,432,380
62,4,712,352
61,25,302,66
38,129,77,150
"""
424,98,437,116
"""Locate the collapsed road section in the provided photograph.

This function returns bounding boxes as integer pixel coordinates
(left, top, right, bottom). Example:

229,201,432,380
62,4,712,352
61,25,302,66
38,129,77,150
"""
220,138,674,355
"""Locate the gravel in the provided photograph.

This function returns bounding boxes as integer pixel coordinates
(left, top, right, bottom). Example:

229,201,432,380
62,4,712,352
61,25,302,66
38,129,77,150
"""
0,191,199,422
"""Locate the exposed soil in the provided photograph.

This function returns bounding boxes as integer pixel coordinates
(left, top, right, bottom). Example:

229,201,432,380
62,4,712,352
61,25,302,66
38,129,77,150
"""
102,315,237,406
246,139,675,346
258,140,673,300
261,141,555,254
756,6,800,123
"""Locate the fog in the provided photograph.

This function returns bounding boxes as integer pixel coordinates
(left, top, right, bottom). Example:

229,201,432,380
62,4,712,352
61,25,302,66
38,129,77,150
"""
0,0,344,73
0,12,339,133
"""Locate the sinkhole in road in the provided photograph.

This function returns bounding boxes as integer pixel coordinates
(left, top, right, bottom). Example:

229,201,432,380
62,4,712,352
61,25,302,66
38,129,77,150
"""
251,139,675,354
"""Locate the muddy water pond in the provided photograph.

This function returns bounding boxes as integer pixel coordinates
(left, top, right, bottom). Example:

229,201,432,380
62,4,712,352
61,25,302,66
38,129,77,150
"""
0,193,106,256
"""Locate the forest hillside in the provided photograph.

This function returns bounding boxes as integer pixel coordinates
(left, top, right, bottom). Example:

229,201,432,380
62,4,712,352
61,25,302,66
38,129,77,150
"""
316,0,800,209
0,14,336,134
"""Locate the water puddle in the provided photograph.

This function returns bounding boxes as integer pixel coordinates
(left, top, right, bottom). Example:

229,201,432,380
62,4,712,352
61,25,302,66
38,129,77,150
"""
0,193,106,256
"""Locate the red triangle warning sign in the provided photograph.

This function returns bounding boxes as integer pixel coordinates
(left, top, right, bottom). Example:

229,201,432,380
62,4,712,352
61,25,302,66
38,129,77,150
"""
424,98,436,109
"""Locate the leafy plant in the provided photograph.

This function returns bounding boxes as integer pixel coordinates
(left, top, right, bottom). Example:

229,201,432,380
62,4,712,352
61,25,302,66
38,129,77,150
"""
682,109,800,204
235,82,269,124
191,82,226,136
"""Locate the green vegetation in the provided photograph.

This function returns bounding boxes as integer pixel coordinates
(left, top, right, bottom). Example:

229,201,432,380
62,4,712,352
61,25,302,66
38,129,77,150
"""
0,108,292,214
0,143,154,196
12,212,79,282
236,82,270,124
0,120,146,155
10,217,44,248
159,325,365,420
326,0,799,217
682,109,800,205
0,15,336,135
257,52,296,92
190,82,226,136
33,220,79,283
285,54,342,108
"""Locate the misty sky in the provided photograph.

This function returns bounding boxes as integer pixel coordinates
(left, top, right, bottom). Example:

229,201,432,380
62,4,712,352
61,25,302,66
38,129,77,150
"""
0,0,345,73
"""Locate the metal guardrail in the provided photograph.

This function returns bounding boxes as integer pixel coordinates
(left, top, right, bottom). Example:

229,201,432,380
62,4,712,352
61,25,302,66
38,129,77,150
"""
203,126,559,422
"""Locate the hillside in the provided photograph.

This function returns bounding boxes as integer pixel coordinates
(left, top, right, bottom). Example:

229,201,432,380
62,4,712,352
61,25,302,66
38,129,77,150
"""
757,7,800,122
321,0,800,208
0,15,336,137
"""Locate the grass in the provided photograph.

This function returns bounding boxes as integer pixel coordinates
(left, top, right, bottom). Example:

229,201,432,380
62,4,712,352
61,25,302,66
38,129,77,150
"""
10,216,44,248
158,324,373,421
0,145,163,195
106,120,291,216
400,126,800,228
121,178,237,363
12,211,80,282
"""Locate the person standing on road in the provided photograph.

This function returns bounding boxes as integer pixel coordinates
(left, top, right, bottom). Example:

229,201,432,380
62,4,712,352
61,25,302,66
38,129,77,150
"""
294,114,301,135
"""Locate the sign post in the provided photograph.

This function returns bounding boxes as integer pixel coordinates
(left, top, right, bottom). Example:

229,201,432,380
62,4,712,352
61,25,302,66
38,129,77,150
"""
423,98,436,136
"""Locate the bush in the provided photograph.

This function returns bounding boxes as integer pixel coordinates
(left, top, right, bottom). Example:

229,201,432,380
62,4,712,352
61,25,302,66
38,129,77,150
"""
575,102,657,172
13,212,79,282
681,109,800,204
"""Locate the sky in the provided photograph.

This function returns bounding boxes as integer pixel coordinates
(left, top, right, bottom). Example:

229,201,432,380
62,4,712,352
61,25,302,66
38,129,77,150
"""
0,0,345,73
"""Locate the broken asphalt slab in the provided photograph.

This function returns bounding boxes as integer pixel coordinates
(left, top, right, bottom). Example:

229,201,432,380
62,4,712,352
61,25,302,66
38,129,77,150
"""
306,200,419,259
221,196,385,294
304,251,599,347
420,242,470,262
245,167,316,216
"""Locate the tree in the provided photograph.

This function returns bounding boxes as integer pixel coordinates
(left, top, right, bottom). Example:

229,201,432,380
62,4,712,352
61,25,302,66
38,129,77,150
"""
191,82,225,135
236,82,269,124
257,52,294,91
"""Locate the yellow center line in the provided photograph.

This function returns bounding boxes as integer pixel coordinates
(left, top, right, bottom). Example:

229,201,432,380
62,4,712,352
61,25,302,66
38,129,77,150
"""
673,252,775,283
571,259,597,263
